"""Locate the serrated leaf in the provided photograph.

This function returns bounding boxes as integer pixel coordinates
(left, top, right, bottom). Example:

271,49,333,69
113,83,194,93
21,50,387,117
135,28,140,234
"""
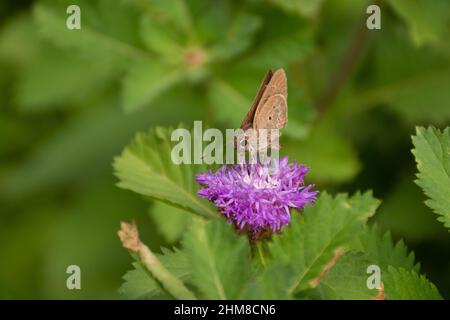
182,219,251,299
268,192,380,294
387,0,450,46
412,127,450,231
119,248,190,299
149,201,192,243
119,262,163,299
318,225,420,300
122,58,185,112
354,225,419,272
384,267,442,300
113,127,216,218
316,251,377,300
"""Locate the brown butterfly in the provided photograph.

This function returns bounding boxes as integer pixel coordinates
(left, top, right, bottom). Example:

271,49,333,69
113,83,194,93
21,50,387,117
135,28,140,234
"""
236,68,288,150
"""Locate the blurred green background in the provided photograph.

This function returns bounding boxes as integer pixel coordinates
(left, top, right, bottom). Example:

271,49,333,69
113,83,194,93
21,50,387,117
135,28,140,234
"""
0,0,449,299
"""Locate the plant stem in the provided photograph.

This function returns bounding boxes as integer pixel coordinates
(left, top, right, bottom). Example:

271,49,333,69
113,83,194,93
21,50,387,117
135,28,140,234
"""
256,242,267,267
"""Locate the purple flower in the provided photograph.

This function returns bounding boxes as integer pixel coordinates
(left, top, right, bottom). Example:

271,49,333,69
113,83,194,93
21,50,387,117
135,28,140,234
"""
196,157,318,238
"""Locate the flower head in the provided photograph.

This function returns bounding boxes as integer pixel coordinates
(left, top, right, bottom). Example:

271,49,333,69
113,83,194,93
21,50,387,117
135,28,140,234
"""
196,157,318,239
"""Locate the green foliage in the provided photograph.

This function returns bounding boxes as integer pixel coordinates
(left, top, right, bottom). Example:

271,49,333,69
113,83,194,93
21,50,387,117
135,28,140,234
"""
34,1,141,59
149,202,191,243
1,0,450,300
412,127,450,230
117,180,444,300
384,267,442,300
315,225,421,300
268,192,379,294
242,263,297,299
387,0,450,46
122,58,186,112
183,219,252,299
315,251,376,300
269,0,324,18
347,10,450,125
119,248,190,299
282,122,361,183
113,127,216,218
354,225,419,272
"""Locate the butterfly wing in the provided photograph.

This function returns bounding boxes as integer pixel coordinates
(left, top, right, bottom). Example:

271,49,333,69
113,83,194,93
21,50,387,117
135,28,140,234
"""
240,69,273,130
236,68,287,150
253,94,287,130
253,68,288,130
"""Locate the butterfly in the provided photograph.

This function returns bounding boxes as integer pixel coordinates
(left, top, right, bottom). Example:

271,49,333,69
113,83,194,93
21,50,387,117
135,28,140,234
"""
236,68,288,151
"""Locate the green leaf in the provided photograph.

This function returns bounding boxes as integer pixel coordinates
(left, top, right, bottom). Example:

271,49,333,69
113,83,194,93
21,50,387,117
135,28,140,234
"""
242,9,313,68
34,1,143,59
132,0,194,35
242,263,296,300
268,0,324,18
149,201,192,243
268,192,380,294
412,127,450,230
355,225,419,272
247,32,312,68
119,262,163,299
384,267,442,300
16,48,121,112
182,219,251,299
139,16,185,62
209,13,262,62
317,226,420,300
122,58,185,112
387,0,450,46
316,251,377,300
113,126,216,218
119,248,190,299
